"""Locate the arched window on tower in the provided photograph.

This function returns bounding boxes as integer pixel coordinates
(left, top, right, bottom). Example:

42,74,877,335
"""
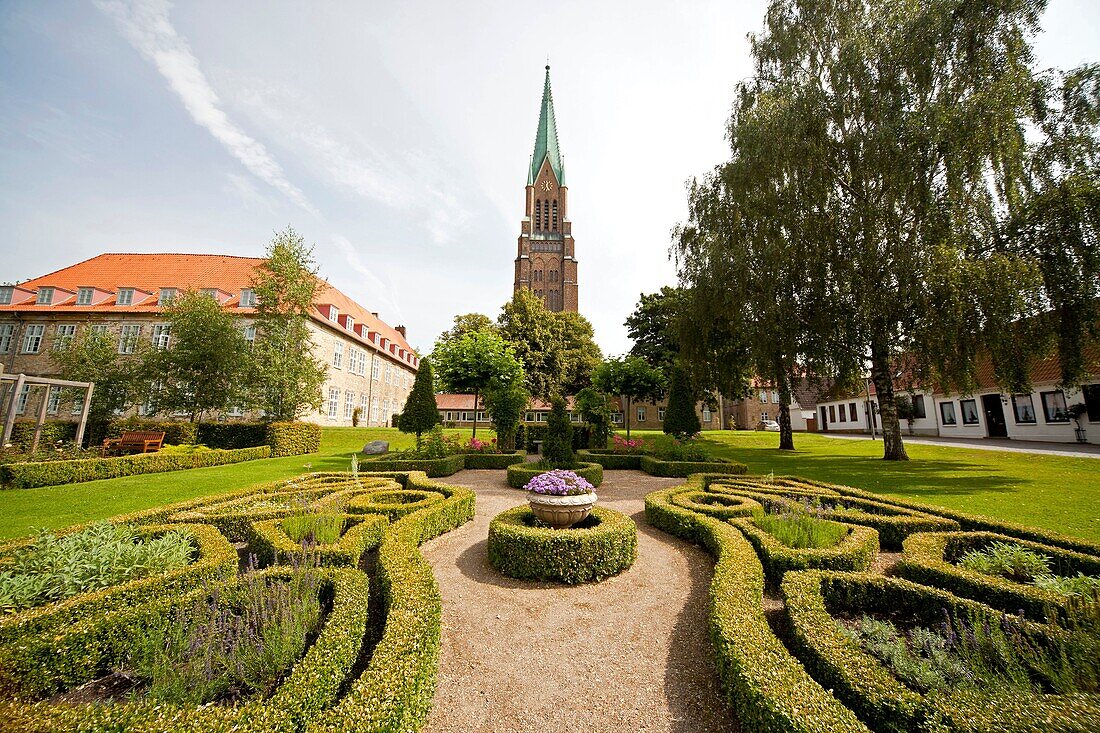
552,200,558,230
534,200,542,232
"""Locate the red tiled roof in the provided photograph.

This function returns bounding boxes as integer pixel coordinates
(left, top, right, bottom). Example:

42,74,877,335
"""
436,394,478,410
2,252,414,360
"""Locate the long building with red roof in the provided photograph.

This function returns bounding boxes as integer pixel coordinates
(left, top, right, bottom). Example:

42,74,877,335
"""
0,252,418,427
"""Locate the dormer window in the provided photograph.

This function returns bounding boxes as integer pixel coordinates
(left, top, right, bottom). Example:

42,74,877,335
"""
117,288,134,306
77,288,94,305
329,306,339,323
0,287,13,305
36,287,54,305
239,288,256,307
200,288,217,299
158,288,176,306
345,316,354,331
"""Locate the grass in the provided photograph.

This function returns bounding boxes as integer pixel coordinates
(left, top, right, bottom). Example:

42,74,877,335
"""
625,430,1100,542
0,426,1096,542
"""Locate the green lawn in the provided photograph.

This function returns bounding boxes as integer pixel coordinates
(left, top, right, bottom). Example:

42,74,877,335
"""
632,430,1100,542
1,427,1096,542
0,428,494,541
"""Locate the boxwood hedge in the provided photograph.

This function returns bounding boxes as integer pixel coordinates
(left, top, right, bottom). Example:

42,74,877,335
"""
576,449,643,470
731,517,879,583
265,421,322,457
781,569,1100,733
250,513,389,567
638,454,748,478
0,445,272,489
348,489,444,520
488,505,637,584
670,489,762,519
359,453,465,477
896,531,1100,622
644,485,871,733
505,461,604,489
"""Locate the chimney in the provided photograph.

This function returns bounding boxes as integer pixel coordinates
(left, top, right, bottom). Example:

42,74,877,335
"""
395,325,407,338
371,311,379,318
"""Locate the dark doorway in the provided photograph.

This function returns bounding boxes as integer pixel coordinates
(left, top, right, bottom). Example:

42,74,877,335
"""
981,394,1008,438
820,406,828,432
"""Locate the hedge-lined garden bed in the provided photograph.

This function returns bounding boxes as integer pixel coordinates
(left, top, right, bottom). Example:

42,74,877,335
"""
488,506,637,584
505,461,604,489
577,449,748,477
644,474,1100,733
459,450,526,469
0,469,476,732
358,453,465,477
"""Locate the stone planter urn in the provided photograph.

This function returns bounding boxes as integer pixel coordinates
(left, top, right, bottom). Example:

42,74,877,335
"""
526,491,598,529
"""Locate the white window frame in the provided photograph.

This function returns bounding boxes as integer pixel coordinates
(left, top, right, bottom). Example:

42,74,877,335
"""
15,385,29,414
46,386,62,415
243,325,256,349
771,391,780,404
88,324,109,336
371,357,380,381
54,324,77,350
344,391,356,419
611,412,624,425
151,323,171,350
158,288,176,306
658,407,666,421
327,387,340,418
76,287,94,305
0,323,15,354
759,390,767,403
118,324,141,354
371,396,379,423
333,341,344,369
21,324,45,354
703,408,712,423
239,288,256,307
0,287,12,305
35,287,54,305
637,407,647,422
116,288,134,306
329,306,339,323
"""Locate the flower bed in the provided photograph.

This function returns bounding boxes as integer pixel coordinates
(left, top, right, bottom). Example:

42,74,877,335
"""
487,505,637,584
505,461,604,489
896,531,1100,622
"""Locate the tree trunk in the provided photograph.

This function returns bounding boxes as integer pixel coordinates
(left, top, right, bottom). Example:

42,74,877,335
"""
625,395,632,440
471,389,478,438
778,397,794,450
870,341,909,461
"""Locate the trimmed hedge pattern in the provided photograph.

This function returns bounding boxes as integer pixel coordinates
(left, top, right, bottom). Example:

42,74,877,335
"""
577,450,643,470
488,505,637,584
348,489,445,520
1,445,272,489
897,531,1100,622
266,421,322,457
645,473,1100,733
0,469,475,732
359,453,465,477
459,450,526,469
505,461,604,489
639,454,747,478
251,513,389,567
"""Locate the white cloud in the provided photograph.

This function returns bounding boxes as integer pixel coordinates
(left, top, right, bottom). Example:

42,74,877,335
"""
93,0,315,214
329,234,405,323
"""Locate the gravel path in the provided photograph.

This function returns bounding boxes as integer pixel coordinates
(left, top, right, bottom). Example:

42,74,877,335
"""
421,469,739,733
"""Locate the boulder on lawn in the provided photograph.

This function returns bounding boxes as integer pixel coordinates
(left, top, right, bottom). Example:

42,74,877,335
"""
362,440,389,455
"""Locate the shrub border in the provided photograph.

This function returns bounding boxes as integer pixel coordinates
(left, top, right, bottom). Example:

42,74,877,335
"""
358,453,465,477
644,484,870,733
670,489,762,520
347,489,444,520
250,513,389,567
487,505,637,584
459,451,526,469
576,449,643,470
638,454,747,478
896,531,1100,622
731,517,879,583
505,461,604,489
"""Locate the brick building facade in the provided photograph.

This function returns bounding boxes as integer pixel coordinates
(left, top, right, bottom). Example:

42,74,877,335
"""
513,66,578,313
0,253,417,428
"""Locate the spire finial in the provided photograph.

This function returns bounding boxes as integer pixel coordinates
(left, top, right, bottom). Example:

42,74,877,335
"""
546,54,550,71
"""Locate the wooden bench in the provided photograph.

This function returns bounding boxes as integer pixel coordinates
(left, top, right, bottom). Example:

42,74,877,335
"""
103,430,166,456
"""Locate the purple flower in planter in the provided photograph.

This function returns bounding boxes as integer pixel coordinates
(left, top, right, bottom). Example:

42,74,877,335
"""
524,469,595,496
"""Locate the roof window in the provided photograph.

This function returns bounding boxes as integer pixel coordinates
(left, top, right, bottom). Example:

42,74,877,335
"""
35,288,54,305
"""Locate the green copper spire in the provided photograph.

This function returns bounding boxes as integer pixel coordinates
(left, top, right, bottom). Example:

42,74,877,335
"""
529,64,564,186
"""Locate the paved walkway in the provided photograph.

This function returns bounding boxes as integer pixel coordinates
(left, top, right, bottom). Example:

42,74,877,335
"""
420,469,738,733
820,432,1100,458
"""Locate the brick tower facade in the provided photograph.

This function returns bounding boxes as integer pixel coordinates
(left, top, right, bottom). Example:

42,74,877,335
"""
513,65,578,313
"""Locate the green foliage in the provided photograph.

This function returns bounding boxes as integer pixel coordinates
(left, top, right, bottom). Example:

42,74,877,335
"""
6,422,78,451
637,454,746,478
128,570,323,704
959,541,1053,583
551,310,603,395
593,355,665,438
265,421,321,457
397,356,441,449
422,425,448,459
751,507,849,550
143,289,249,421
0,445,271,489
541,395,575,468
195,421,268,449
1034,573,1100,596
50,329,146,433
653,437,710,461
663,365,701,439
431,329,524,436
359,452,465,478
488,506,637,584
282,514,345,545
106,417,199,445
246,227,327,420
0,523,193,612
625,286,684,374
482,379,528,452
348,489,444,521
574,387,613,448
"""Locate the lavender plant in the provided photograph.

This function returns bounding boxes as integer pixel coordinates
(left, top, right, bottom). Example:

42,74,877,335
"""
524,469,595,496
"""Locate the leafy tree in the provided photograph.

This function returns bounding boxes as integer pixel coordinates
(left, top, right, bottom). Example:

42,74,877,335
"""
142,290,249,421
663,366,700,440
542,395,575,468
552,310,603,395
677,0,1071,460
625,286,684,374
575,386,613,449
435,313,497,351
483,380,528,452
51,329,145,440
246,227,327,420
397,356,440,450
593,356,665,439
432,330,524,437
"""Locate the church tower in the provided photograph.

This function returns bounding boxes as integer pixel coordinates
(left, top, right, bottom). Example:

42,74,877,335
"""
513,65,578,313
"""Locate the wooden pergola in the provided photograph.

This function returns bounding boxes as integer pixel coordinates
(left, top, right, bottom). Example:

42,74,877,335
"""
0,373,95,452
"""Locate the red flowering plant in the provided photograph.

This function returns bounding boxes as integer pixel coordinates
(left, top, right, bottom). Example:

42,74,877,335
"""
610,434,647,455
462,436,501,454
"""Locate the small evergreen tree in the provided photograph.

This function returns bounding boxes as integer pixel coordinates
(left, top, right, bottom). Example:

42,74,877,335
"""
397,356,440,450
663,366,701,440
542,395,575,468
575,386,613,449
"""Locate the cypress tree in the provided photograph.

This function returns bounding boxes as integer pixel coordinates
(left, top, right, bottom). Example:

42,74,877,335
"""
542,394,575,468
398,356,441,451
663,366,701,440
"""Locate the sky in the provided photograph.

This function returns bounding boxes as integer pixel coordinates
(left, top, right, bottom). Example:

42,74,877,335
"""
2,1,1099,356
